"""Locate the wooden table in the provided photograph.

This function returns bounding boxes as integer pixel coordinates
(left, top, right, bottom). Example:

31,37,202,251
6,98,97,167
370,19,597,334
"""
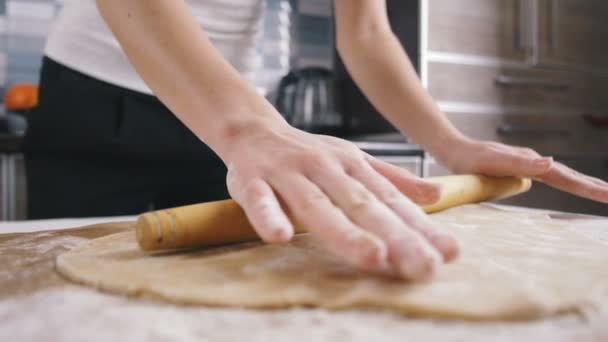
1,206,607,342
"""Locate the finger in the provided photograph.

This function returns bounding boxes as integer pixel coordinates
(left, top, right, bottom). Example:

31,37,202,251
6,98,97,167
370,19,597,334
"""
537,162,608,203
476,146,553,177
350,161,459,262
514,146,543,159
269,174,388,269
227,176,294,244
308,165,442,280
366,155,442,205
588,176,608,187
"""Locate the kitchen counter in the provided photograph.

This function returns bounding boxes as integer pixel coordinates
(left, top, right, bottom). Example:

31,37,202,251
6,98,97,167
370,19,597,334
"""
351,141,424,156
349,132,424,156
1,205,607,341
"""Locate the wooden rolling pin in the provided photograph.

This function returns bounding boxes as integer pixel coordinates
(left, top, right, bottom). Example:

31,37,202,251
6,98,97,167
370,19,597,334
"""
135,175,532,251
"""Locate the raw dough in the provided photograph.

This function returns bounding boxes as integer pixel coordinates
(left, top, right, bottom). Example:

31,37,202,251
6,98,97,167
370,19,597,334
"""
56,205,608,320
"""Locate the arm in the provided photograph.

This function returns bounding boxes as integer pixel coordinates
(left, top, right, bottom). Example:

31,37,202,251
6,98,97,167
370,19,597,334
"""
333,0,462,161
96,0,286,161
96,0,458,280
334,0,608,203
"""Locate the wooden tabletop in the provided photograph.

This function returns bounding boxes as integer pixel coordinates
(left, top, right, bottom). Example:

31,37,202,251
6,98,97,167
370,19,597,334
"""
1,210,607,342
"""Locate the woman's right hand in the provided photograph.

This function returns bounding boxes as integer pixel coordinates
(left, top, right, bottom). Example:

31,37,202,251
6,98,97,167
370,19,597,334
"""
94,0,459,277
221,120,459,281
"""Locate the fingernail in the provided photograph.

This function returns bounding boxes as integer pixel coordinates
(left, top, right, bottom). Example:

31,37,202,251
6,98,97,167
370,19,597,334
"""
417,183,443,205
398,246,442,281
362,244,388,268
268,226,292,244
430,233,460,262
533,157,553,168
350,233,387,268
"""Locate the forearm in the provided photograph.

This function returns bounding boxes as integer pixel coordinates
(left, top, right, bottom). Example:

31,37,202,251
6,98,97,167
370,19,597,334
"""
336,26,467,160
96,0,287,162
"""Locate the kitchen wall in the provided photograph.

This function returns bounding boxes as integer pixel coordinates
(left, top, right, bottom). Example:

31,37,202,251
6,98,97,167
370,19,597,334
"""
335,0,420,136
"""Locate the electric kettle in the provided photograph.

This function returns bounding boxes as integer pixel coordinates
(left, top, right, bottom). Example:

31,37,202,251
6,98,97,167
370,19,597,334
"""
275,67,344,135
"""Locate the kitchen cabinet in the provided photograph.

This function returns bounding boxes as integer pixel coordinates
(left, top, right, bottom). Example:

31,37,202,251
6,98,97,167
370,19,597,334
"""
428,62,608,114
423,0,608,214
445,112,608,156
427,0,608,72
536,0,608,71
427,0,527,60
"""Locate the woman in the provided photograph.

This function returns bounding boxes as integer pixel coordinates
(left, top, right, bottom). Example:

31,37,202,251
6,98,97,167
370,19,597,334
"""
24,0,608,280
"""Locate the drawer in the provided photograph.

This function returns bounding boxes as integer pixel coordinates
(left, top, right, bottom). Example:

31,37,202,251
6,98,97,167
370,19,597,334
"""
445,112,608,155
428,0,526,60
428,62,608,113
537,0,608,71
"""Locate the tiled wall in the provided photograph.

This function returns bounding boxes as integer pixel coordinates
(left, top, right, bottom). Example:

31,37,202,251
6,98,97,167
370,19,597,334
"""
0,0,334,99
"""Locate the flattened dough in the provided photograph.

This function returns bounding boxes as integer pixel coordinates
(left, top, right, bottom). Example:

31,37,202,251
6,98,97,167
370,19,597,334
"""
56,205,608,320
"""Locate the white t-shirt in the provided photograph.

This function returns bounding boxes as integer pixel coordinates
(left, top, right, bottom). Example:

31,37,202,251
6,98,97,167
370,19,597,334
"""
45,0,264,95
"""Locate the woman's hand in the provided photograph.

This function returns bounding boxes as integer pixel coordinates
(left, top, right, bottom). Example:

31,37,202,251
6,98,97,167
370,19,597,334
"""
222,121,459,281
439,138,608,203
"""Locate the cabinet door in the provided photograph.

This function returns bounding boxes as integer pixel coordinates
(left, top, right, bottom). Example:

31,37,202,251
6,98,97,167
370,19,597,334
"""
445,112,608,156
428,0,527,60
428,62,608,114
537,0,608,70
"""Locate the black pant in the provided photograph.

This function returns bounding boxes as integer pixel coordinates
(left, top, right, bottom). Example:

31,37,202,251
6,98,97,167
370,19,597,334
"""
23,57,229,219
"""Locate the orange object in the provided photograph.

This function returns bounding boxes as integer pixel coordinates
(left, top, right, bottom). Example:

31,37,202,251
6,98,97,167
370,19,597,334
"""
4,83,39,111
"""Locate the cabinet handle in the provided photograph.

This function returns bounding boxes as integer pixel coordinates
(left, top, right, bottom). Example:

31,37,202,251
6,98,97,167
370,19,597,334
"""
497,124,570,137
495,75,572,91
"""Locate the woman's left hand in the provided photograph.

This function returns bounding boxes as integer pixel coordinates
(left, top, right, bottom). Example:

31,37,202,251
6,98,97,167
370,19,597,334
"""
438,138,608,203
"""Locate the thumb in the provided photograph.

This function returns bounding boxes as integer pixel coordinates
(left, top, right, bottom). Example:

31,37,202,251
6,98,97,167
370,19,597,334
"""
477,151,553,177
